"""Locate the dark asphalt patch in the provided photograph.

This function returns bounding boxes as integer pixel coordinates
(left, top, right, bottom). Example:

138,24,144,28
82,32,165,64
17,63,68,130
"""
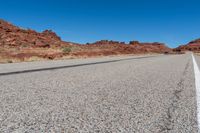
0,55,160,76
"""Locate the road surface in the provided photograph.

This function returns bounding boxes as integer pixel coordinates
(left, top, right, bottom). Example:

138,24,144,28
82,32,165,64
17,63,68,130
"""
0,53,199,132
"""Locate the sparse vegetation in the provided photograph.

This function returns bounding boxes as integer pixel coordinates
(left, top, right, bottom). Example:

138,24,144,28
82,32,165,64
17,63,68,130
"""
21,43,28,48
7,60,13,63
62,47,72,54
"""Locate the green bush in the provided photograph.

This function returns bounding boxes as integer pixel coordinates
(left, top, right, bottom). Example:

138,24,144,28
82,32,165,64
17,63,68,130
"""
7,60,13,63
62,47,72,54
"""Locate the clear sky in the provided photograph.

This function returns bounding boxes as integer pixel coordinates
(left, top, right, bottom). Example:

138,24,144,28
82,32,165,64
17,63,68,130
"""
0,0,200,48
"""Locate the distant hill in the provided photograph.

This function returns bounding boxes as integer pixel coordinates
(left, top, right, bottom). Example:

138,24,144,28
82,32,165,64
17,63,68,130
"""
174,39,200,52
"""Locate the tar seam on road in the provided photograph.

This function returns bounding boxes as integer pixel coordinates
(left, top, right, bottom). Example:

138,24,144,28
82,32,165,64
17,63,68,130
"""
192,54,200,133
0,55,160,76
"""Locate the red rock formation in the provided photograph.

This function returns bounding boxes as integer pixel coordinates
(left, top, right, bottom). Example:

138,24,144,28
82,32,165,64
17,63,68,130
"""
174,38,200,52
0,19,173,63
0,19,69,49
129,41,140,45
85,40,171,54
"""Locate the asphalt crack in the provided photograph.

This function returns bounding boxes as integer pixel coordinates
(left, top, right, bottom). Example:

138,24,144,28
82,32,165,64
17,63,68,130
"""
158,60,190,132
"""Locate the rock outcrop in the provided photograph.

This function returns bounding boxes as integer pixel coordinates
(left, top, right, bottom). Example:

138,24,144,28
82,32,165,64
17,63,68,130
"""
174,38,200,52
0,19,69,48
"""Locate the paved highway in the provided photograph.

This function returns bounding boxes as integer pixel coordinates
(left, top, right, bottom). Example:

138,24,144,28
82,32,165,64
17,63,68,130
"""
0,53,199,132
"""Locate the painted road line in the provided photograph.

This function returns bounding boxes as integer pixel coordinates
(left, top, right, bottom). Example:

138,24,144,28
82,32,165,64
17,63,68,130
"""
192,53,200,132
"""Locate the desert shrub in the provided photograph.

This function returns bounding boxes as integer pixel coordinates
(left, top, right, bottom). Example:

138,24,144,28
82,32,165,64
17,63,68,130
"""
21,43,28,48
7,60,13,63
62,47,72,54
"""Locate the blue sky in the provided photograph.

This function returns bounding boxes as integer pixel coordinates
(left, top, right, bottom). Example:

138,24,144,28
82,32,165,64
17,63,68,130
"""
0,0,200,48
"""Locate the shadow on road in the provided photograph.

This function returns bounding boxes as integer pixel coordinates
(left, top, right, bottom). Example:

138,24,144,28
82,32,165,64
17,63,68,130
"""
0,55,160,76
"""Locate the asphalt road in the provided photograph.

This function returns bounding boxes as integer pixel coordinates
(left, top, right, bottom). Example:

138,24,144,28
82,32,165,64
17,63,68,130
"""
0,53,199,132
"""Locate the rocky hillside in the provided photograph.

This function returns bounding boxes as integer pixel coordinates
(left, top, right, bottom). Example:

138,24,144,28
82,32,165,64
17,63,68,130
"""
174,38,200,52
0,19,73,48
0,19,172,63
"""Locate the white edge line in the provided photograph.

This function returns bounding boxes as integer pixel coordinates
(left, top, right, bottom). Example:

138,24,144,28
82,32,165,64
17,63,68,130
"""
192,53,200,132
